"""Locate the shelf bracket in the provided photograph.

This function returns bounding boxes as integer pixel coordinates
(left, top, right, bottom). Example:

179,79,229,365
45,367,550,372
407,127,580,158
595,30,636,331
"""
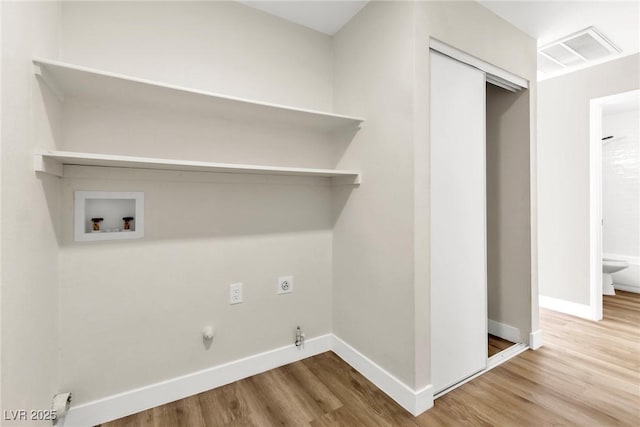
33,62,65,102
34,154,63,177
331,174,361,186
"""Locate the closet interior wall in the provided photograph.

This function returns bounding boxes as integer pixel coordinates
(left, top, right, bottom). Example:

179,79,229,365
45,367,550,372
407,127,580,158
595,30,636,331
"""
486,83,533,340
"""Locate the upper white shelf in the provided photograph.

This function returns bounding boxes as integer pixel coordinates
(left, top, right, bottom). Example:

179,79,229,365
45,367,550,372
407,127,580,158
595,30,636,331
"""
33,58,365,132
35,151,361,185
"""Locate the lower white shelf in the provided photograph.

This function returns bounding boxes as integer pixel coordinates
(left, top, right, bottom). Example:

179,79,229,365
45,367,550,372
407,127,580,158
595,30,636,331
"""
35,151,361,185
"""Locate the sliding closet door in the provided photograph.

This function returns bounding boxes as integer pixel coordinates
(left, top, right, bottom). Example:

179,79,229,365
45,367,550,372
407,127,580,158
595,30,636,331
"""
430,51,487,394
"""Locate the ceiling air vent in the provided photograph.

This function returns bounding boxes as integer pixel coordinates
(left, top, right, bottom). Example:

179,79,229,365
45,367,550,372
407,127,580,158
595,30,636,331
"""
537,27,621,76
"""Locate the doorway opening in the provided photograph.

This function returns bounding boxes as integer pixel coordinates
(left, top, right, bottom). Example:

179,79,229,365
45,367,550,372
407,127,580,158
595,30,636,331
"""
589,89,640,320
485,81,531,370
429,40,533,399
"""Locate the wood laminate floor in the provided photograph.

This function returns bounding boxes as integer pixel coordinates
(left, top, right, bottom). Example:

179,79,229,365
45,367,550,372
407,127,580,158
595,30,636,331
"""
488,334,514,357
99,291,640,426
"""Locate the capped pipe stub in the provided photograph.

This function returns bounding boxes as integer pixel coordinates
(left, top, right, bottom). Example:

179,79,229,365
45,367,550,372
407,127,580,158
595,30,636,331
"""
52,392,72,425
203,326,215,340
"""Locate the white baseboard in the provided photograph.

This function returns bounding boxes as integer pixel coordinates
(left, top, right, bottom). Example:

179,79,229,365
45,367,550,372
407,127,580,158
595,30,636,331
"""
63,334,333,427
529,329,543,350
63,334,434,425
488,319,521,343
539,295,595,320
331,335,433,416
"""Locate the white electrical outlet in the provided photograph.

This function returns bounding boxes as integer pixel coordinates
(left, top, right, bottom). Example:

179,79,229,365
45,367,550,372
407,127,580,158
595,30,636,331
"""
277,276,294,294
229,282,243,304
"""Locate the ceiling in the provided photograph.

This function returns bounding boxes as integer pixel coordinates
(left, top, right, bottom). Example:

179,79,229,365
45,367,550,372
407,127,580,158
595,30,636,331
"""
239,1,638,78
478,1,639,51
239,1,368,35
479,1,640,78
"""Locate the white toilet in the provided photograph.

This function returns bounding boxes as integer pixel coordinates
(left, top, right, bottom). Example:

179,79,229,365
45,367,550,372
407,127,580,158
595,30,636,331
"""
603,258,629,295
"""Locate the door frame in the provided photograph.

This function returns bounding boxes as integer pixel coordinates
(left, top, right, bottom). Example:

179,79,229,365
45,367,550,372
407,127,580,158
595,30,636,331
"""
429,40,532,398
588,89,640,321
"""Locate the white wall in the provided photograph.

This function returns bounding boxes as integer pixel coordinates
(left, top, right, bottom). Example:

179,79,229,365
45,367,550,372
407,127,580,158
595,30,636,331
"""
332,0,417,388
56,1,337,405
60,1,333,111
602,109,639,257
1,1,61,424
538,54,640,304
58,169,333,403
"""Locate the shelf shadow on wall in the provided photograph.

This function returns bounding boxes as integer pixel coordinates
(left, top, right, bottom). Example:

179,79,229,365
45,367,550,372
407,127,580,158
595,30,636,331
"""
58,168,344,246
57,95,359,172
